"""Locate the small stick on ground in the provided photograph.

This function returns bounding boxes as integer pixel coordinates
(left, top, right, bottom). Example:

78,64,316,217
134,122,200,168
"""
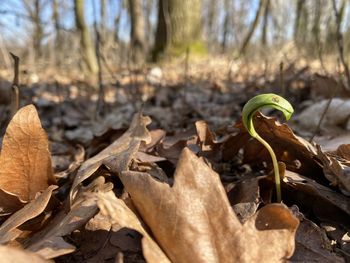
9,52,19,118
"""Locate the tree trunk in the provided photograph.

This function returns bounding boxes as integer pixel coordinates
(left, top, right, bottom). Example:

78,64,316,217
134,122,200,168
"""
33,0,43,58
294,0,304,44
22,0,44,60
294,0,308,46
100,0,107,42
206,0,217,47
238,0,267,55
144,0,154,49
74,0,98,74
128,0,146,64
152,0,204,61
52,0,60,42
261,0,270,46
221,0,231,52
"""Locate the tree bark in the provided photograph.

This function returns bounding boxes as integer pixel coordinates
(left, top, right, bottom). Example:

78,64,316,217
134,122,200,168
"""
74,0,98,74
152,0,203,61
128,0,146,64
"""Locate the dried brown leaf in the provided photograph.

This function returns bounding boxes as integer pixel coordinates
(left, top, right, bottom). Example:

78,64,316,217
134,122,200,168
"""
0,105,55,207
223,114,322,177
316,145,350,195
93,190,170,263
0,185,57,244
121,148,299,262
283,170,350,227
27,177,111,259
70,112,152,202
290,216,345,263
0,245,51,263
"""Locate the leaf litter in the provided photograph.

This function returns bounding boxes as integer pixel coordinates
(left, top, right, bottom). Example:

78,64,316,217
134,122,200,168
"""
0,66,349,262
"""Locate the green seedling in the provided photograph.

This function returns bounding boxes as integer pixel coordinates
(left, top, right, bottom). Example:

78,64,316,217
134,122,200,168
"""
242,93,294,203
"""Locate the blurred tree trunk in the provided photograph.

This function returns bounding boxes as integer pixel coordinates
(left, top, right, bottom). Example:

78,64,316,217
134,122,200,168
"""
152,0,204,61
294,0,304,44
23,0,43,60
114,2,122,43
261,0,270,46
33,0,43,58
294,0,309,46
238,0,267,55
144,0,153,49
52,0,61,49
206,0,217,47
74,0,98,74
128,0,146,64
221,0,231,52
100,0,106,42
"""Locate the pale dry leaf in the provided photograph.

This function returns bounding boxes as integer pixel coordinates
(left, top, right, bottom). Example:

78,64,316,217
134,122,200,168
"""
0,245,52,263
0,185,57,244
120,148,299,263
27,177,111,259
0,105,56,206
316,145,350,196
70,112,152,202
93,190,171,263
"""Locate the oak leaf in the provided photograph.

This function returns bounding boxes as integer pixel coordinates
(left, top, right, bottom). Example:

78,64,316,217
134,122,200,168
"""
120,148,299,262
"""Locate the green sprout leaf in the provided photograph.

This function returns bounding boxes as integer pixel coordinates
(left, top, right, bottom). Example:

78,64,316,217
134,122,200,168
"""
242,93,294,202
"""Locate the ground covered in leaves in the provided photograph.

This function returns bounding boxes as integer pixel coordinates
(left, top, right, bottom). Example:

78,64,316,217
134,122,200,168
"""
0,60,349,262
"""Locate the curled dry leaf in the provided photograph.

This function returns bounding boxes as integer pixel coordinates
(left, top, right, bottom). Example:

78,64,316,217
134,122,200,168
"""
120,148,299,262
0,185,57,244
70,112,152,203
92,190,170,263
0,105,56,213
0,245,51,263
27,177,112,259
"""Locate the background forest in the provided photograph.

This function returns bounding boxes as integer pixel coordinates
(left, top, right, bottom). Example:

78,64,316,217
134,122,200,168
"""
0,1,349,263
1,0,350,74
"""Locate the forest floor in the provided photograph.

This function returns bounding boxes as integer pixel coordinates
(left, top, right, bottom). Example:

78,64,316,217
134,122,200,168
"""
0,56,349,262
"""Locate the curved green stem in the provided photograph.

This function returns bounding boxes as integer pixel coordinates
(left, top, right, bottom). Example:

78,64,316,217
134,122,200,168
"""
242,93,294,203
255,134,281,202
